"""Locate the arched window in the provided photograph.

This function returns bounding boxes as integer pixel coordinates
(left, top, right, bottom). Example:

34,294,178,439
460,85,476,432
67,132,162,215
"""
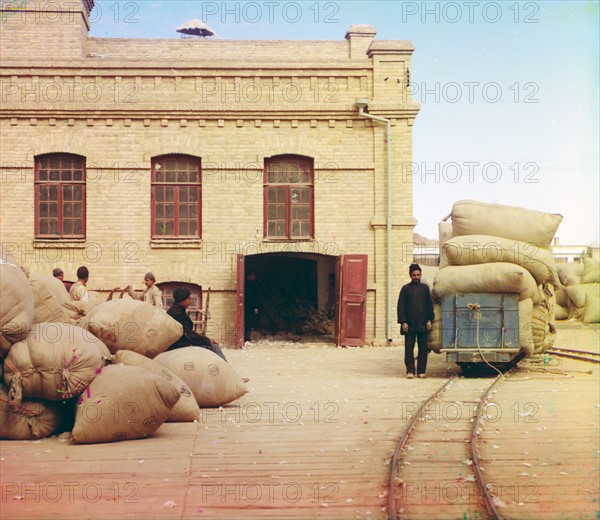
264,155,314,239
151,155,201,238
35,153,86,238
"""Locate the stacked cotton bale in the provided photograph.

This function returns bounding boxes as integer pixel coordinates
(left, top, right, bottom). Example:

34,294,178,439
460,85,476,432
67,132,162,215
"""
3,323,108,405
71,364,181,444
112,350,201,422
418,264,439,292
1,264,248,443
0,272,182,442
431,200,563,356
1,385,64,440
561,256,600,323
79,299,183,358
155,347,248,407
1,255,34,357
554,263,581,319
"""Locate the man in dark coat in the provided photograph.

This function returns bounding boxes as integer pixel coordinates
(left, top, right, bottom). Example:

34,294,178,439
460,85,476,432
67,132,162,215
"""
397,263,434,378
166,287,227,362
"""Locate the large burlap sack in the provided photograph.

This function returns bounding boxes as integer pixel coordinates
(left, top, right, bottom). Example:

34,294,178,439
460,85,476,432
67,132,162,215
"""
564,283,600,309
433,263,541,304
438,221,453,250
555,286,570,308
438,223,450,269
532,283,557,352
0,260,35,356
531,304,549,354
63,291,105,323
540,287,557,352
36,272,69,304
62,300,98,326
583,294,600,324
29,272,71,324
71,364,180,444
542,283,556,324
0,250,29,277
582,256,600,284
112,350,200,422
442,235,559,286
0,385,61,440
427,303,442,353
3,323,107,405
554,304,569,321
518,298,534,357
450,200,562,249
79,299,182,357
419,265,438,298
154,347,247,407
556,262,583,287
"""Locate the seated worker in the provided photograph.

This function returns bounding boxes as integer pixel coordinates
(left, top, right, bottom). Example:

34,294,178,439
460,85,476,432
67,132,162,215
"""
166,287,227,362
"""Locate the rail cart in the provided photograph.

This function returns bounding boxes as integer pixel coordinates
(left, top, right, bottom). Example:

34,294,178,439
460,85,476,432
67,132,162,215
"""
439,293,523,371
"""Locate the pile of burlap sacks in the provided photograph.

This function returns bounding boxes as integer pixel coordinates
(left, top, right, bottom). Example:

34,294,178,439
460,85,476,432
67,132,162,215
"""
555,256,600,323
0,253,247,443
428,200,564,357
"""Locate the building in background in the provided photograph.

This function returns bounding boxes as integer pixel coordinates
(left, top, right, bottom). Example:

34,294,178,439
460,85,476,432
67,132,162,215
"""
0,1,420,346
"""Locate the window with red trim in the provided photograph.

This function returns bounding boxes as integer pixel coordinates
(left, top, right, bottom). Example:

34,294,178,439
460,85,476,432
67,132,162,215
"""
264,156,314,239
35,154,86,238
151,155,201,238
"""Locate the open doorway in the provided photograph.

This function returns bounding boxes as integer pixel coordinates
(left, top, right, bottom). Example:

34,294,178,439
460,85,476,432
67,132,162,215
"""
244,253,336,342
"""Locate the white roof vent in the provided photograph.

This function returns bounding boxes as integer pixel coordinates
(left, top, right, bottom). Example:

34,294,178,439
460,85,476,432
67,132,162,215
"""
176,19,215,38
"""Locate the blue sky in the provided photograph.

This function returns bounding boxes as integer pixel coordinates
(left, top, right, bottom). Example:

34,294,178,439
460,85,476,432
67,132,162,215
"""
89,0,599,245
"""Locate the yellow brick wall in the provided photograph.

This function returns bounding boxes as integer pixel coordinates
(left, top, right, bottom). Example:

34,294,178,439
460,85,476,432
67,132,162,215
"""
0,1,91,59
0,10,420,346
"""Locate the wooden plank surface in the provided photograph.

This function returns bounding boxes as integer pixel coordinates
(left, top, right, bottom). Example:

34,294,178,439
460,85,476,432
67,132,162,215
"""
1,323,598,519
2,343,442,519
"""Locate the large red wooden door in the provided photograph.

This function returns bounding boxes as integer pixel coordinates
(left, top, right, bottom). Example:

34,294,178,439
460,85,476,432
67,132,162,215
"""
235,254,245,348
337,254,368,346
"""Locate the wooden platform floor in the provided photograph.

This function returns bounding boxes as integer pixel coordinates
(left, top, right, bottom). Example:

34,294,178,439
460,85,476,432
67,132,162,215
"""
1,323,598,520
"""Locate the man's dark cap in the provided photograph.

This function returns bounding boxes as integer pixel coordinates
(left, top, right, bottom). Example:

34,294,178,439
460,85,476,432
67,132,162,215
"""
173,287,191,303
409,263,422,274
76,266,89,280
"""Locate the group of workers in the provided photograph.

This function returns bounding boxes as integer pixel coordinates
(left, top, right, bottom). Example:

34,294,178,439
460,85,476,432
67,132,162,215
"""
52,263,433,379
52,266,227,361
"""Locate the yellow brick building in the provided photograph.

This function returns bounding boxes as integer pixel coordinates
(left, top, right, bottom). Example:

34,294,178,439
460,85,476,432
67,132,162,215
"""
0,0,420,346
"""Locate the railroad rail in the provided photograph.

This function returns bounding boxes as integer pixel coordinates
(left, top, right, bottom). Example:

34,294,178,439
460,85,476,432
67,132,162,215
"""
389,374,506,520
545,347,600,364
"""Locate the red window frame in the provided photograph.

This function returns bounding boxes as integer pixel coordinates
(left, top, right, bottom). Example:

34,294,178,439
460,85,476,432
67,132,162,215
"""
151,155,201,239
34,153,86,239
264,155,314,239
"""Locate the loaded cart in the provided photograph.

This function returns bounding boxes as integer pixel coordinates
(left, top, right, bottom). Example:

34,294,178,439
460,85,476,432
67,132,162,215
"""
440,293,523,370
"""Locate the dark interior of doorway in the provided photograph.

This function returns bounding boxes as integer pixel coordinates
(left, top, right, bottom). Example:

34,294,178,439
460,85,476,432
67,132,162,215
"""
245,254,335,340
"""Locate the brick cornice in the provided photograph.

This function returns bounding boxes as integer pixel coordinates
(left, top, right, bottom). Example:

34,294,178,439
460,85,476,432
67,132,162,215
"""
0,108,420,120
0,61,374,73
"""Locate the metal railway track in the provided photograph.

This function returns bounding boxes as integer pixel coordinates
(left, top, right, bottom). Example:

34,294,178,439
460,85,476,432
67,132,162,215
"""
389,374,505,520
545,347,600,364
